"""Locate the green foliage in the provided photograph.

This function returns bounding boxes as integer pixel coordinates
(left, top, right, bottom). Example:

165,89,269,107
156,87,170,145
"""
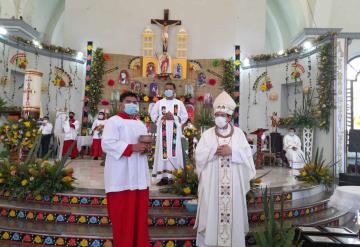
0,97,6,110
195,105,214,129
86,48,106,116
222,58,236,97
212,59,221,67
0,137,76,198
292,88,319,129
253,187,303,247
296,148,336,188
316,41,336,132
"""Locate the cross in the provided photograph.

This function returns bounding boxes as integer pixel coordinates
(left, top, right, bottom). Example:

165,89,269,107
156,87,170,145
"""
24,80,33,107
151,9,181,52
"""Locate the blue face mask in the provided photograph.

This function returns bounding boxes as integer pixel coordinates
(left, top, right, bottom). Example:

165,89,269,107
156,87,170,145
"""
164,89,174,98
124,103,139,115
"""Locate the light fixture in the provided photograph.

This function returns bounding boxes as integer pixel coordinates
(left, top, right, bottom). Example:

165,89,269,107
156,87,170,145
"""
303,41,313,50
32,39,40,47
243,57,250,67
38,44,43,49
76,51,84,60
277,49,284,55
0,27,8,35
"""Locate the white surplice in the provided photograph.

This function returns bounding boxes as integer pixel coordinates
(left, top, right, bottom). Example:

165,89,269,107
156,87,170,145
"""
283,134,305,169
150,98,188,182
102,115,150,193
91,119,107,139
62,120,80,141
195,126,256,247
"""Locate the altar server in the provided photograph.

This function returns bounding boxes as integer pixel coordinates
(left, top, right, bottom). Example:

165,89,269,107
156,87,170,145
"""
102,91,150,247
91,111,107,160
62,111,79,159
195,91,256,247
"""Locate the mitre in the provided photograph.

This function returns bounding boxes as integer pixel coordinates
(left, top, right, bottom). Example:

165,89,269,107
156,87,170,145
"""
213,91,236,115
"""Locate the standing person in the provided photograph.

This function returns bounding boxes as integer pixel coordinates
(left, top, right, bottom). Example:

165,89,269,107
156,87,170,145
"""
283,128,305,169
102,91,150,247
91,111,107,160
39,116,53,157
195,91,256,247
150,82,188,185
62,111,79,159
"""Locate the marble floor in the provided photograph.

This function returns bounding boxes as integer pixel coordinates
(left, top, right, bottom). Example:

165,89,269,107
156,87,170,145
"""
66,159,304,191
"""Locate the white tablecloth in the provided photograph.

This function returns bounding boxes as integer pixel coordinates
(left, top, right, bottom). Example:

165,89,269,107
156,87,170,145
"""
328,186,360,213
76,136,93,151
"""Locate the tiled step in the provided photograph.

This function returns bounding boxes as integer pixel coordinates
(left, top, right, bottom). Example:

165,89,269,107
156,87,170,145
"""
0,192,331,226
0,217,196,246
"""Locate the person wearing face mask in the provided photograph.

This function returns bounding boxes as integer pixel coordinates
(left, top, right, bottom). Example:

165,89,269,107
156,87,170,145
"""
62,111,80,159
150,82,189,186
194,91,256,247
91,111,107,160
283,128,305,170
39,116,53,158
101,91,150,247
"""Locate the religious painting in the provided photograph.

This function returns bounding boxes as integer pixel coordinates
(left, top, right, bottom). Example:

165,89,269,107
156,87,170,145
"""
119,70,129,84
184,84,194,96
130,81,142,93
197,72,206,87
186,104,195,123
173,63,183,79
149,82,158,97
158,53,171,74
146,62,156,78
204,93,213,107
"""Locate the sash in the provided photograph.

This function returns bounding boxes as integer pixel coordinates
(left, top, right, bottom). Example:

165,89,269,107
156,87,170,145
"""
161,104,178,160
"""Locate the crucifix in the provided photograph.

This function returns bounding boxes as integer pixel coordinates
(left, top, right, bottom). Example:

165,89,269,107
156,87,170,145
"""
24,77,33,107
151,9,181,52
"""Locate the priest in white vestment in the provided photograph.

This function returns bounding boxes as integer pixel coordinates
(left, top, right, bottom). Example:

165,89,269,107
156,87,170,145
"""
102,92,150,247
283,128,305,169
195,91,256,247
150,82,188,185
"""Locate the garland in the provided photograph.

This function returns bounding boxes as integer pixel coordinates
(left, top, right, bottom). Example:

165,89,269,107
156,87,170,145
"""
316,40,335,131
250,32,336,63
85,48,105,116
223,58,236,97
10,36,78,56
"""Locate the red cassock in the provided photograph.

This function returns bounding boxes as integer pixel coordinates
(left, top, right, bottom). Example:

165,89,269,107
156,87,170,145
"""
62,140,78,159
91,139,103,158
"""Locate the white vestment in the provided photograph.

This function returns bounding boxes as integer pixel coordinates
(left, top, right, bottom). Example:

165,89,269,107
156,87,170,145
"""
102,115,150,193
195,126,256,247
283,134,305,169
150,98,188,182
62,120,79,141
91,119,107,139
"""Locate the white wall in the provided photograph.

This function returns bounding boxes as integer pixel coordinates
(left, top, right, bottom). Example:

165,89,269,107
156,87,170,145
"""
240,53,334,162
63,0,266,59
0,43,86,123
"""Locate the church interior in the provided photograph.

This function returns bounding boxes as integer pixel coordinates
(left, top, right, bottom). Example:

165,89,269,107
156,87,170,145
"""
0,0,360,246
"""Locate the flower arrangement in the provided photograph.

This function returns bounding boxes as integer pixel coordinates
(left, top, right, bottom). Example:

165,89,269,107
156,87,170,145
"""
139,111,151,123
0,138,76,198
247,170,272,200
161,165,198,196
17,56,28,70
0,119,39,153
260,80,272,92
296,148,335,188
52,74,66,87
183,124,198,139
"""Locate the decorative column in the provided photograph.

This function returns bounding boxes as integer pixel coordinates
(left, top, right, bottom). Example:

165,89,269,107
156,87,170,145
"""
234,45,241,126
302,127,314,160
22,69,43,119
81,41,93,136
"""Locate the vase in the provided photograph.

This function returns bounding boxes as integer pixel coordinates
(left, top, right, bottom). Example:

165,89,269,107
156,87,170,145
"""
302,127,314,160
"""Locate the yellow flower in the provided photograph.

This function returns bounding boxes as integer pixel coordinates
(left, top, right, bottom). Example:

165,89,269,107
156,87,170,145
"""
34,235,42,244
21,179,29,186
35,194,42,201
0,178,6,184
234,60,241,66
143,96,149,102
47,214,54,221
166,241,175,247
260,84,267,91
176,169,183,176
23,121,31,127
79,216,86,223
25,131,31,137
80,239,88,247
71,197,78,204
9,210,16,217
85,85,91,91
185,165,193,171
2,232,10,240
27,212,34,219
56,238,65,245
102,198,107,205
62,176,73,183
183,187,191,195
167,218,175,225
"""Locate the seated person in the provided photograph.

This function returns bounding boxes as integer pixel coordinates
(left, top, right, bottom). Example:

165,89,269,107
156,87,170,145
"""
283,128,305,170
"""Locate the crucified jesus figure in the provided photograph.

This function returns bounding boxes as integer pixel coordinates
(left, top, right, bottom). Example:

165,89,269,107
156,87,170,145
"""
152,19,180,52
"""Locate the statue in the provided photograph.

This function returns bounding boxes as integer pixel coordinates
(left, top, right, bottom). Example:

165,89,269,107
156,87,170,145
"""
271,112,279,133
